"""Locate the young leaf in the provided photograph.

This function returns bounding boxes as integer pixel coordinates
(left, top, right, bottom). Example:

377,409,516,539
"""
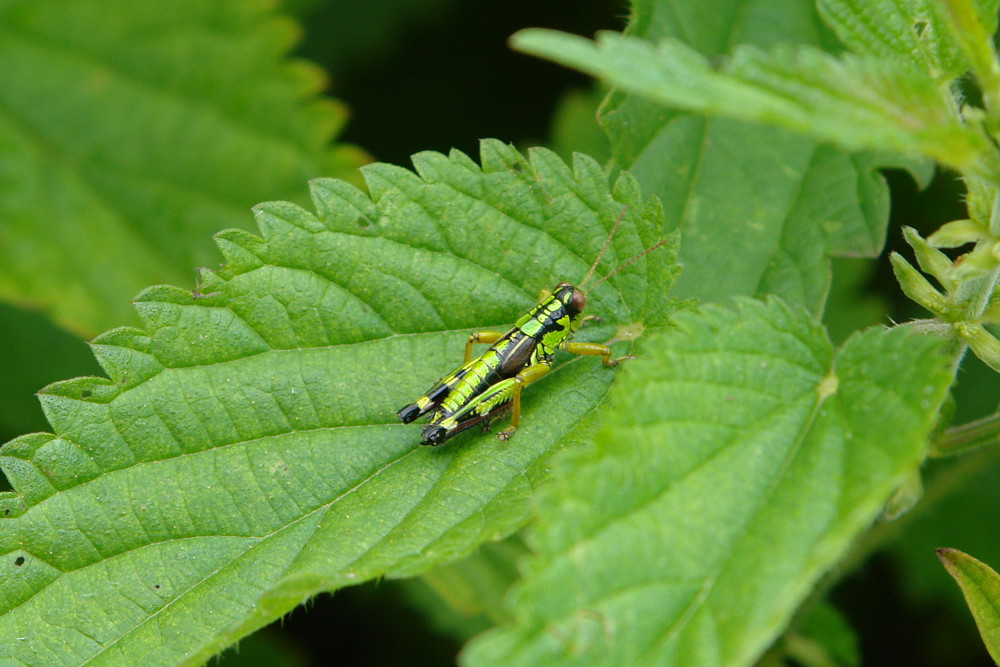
463,298,952,667
556,0,935,315
937,548,1000,665
889,252,949,316
0,0,365,336
0,141,679,665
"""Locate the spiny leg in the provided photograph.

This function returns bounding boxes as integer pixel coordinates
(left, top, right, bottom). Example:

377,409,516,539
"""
560,340,632,367
464,330,505,362
496,363,551,441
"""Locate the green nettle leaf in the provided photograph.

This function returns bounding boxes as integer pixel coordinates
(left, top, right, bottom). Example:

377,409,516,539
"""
937,548,1000,665
463,298,952,667
0,141,679,666
512,30,986,174
550,0,934,314
816,0,969,80
0,0,365,336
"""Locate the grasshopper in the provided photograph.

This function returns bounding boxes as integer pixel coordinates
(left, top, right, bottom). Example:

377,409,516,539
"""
397,209,667,446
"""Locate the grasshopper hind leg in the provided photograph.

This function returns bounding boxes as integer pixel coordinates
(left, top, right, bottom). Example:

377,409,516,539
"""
422,424,449,446
397,403,423,424
495,362,551,441
481,403,512,433
397,380,455,424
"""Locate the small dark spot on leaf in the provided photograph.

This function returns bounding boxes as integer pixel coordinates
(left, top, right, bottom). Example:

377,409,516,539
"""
14,556,25,566
511,162,524,172
81,389,92,398
356,216,371,228
4,508,10,516
153,584,161,590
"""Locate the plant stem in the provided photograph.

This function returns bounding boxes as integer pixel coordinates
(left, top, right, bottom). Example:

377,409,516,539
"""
933,412,1000,457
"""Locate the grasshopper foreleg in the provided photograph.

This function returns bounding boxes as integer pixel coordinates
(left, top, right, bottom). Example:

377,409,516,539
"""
464,331,505,362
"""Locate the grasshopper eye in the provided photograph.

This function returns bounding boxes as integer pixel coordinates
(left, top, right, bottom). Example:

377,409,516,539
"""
569,288,586,314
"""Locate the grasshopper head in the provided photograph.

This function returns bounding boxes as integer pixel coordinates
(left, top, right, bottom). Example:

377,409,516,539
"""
552,282,586,318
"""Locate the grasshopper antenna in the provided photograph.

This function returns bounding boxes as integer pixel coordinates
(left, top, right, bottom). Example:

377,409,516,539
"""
585,236,670,296
579,206,628,290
